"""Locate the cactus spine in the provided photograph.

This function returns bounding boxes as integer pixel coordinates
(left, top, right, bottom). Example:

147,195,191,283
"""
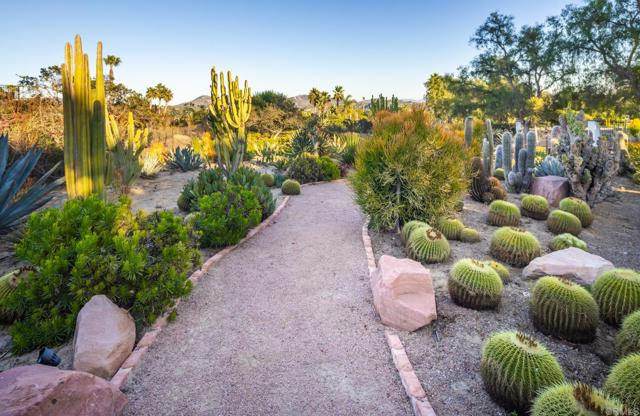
464,116,473,147
61,35,107,199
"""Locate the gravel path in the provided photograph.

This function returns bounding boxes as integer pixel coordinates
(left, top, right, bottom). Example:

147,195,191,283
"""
123,180,411,416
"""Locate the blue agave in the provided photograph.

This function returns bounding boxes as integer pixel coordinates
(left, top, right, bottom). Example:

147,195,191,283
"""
535,155,565,177
168,146,203,172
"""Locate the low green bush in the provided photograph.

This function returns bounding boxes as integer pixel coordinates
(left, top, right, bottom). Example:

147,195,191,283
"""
287,153,323,183
318,156,340,181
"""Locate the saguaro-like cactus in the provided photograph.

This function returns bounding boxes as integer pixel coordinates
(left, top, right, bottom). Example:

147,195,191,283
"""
485,119,494,175
61,35,107,198
502,132,512,180
208,66,252,178
464,116,473,147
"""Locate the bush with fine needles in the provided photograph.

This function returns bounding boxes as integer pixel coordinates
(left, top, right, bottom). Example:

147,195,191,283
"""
448,259,503,309
592,268,640,326
615,310,640,357
547,210,582,236
487,200,521,227
460,227,481,243
604,353,640,414
485,260,510,283
549,233,587,251
401,220,429,243
559,197,593,227
520,194,550,220
531,382,628,416
406,227,450,263
435,217,464,240
489,227,541,267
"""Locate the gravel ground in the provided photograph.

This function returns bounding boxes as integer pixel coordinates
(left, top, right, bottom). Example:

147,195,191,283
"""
124,180,411,416
370,176,640,416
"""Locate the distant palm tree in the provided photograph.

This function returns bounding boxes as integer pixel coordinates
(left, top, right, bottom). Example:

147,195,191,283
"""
146,86,158,107
333,85,345,108
104,55,122,81
308,88,321,108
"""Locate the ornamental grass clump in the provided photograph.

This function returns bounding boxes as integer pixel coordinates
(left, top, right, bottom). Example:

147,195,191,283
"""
487,200,521,226
615,310,640,357
406,227,450,264
448,259,503,309
559,197,593,228
520,194,550,220
489,227,541,267
351,109,467,231
592,268,640,326
547,210,582,236
531,383,628,416
605,354,640,413
549,233,587,251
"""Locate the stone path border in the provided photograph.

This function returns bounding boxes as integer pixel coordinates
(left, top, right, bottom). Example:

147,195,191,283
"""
110,196,291,389
361,221,437,416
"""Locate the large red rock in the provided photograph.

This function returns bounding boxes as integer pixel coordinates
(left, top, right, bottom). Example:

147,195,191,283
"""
531,176,570,206
522,247,614,285
0,364,127,416
372,255,437,331
73,295,135,379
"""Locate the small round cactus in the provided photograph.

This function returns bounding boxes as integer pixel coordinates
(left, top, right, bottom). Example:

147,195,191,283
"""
177,193,191,212
281,179,301,195
481,331,565,413
460,227,481,243
487,200,521,227
592,268,640,326
493,168,505,180
0,268,30,323
448,259,503,309
485,260,510,283
547,210,582,236
559,197,593,228
406,227,450,264
532,383,628,416
549,233,587,252
435,217,464,240
604,353,640,413
615,310,640,357
520,194,550,220
490,227,542,267
401,220,429,243
261,173,275,187
530,276,599,343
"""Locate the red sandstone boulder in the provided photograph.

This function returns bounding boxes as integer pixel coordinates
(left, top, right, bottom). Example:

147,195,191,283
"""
0,364,127,416
372,255,437,331
522,247,614,285
531,176,570,206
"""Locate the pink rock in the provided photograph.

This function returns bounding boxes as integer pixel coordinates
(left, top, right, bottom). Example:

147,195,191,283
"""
0,364,127,416
372,255,437,331
531,176,570,206
522,247,614,285
73,295,135,379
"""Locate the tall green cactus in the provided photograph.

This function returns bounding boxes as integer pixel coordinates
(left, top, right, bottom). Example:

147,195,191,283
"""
208,66,252,178
514,132,524,171
502,132,512,179
485,119,494,175
61,35,107,198
464,116,473,147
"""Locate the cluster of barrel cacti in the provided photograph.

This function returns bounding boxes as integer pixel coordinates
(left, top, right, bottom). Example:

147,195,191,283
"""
503,131,536,193
547,210,582,236
520,194,550,220
549,233,587,251
435,217,464,240
469,157,507,203
448,259,503,309
559,197,593,227
404,222,450,263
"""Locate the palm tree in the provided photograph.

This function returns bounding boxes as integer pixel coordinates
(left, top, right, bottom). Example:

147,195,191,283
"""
308,88,321,108
146,86,158,107
343,94,356,120
104,55,122,81
333,85,345,108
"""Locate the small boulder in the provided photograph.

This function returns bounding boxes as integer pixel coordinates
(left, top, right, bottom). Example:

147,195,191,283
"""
522,247,614,285
531,176,570,206
372,255,437,331
0,364,127,416
73,295,135,379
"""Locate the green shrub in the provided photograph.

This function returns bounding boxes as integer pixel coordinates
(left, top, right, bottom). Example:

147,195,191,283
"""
592,268,640,326
489,227,541,267
460,227,481,243
549,233,587,251
193,185,262,247
318,156,340,181
532,383,628,416
448,259,503,309
401,220,429,244
485,260,510,283
616,310,640,357
281,179,301,195
7,196,200,353
406,227,450,263
487,200,521,227
520,195,550,220
605,353,640,413
559,197,593,228
287,153,323,183
350,109,467,231
228,166,276,219
547,210,582,236
261,173,275,187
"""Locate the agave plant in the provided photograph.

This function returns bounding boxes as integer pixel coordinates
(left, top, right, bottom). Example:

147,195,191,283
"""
535,155,565,177
140,153,163,178
0,134,65,234
168,146,203,172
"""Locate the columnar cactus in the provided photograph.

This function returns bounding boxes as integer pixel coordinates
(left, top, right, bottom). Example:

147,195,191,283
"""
464,116,473,147
615,310,640,357
604,353,640,413
502,132,512,181
448,259,503,309
490,227,541,267
488,200,521,226
482,139,491,178
592,268,640,326
559,197,593,228
520,194,550,220
406,227,450,263
436,217,464,240
549,233,587,251
506,131,536,193
532,383,628,416
486,119,494,175
547,210,582,236
61,35,107,198
495,144,503,169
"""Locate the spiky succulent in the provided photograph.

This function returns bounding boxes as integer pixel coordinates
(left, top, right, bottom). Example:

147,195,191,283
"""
521,194,550,220
490,227,541,267
549,233,587,252
261,173,275,187
0,268,31,323
592,268,640,326
532,382,628,416
615,310,640,357
480,331,565,413
530,276,599,343
281,179,301,195
487,200,521,227
401,220,430,243
406,227,450,263
485,260,510,283
436,217,464,240
559,197,593,228
168,146,203,172
547,210,582,236
448,259,503,309
534,155,565,178
494,168,505,180
604,353,640,413
460,227,481,243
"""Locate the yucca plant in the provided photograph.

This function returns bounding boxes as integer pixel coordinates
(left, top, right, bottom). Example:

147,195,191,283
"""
0,135,65,234
106,112,148,195
168,147,203,172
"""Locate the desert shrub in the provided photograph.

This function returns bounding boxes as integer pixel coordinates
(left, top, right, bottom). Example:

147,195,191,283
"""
630,118,640,138
339,133,360,165
287,153,323,183
351,109,467,231
6,196,200,353
629,142,640,169
318,156,340,181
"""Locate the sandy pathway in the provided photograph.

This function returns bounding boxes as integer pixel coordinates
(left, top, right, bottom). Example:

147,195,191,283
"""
123,180,411,415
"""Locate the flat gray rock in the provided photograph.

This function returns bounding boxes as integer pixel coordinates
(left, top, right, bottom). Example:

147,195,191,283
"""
522,247,614,285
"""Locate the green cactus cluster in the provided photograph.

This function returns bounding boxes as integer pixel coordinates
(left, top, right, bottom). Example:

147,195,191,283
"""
401,220,430,243
436,217,464,240
604,353,640,414
520,194,550,220
559,197,593,228
469,157,507,203
531,383,628,416
406,227,450,263
485,260,510,283
480,331,565,413
592,268,640,326
281,179,301,195
448,259,503,309
488,200,521,226
490,226,541,267
549,233,587,252
261,173,275,187
504,131,537,193
530,276,599,343
0,268,31,323
615,310,640,357
370,94,399,114
547,210,582,236
460,227,481,243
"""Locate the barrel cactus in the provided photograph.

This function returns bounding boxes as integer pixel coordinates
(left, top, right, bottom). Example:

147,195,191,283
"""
460,227,481,243
530,276,599,343
261,173,275,187
559,197,593,228
604,354,640,413
406,227,450,263
448,259,503,309
435,217,464,240
592,268,640,326
532,383,628,416
494,168,505,180
490,227,542,267
485,260,510,283
549,233,587,252
520,194,550,220
488,200,521,226
615,310,640,357
401,220,429,243
480,331,565,412
547,210,582,236
281,179,301,195
0,268,31,323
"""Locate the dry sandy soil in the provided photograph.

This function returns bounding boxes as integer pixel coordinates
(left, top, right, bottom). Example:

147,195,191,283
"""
370,176,640,416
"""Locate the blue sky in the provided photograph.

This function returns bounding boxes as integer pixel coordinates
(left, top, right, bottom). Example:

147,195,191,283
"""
1,0,576,103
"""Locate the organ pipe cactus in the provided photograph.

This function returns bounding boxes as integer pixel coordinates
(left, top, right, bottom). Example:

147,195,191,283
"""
464,116,473,147
61,35,107,198
514,132,524,171
485,119,494,175
592,268,640,326
506,131,536,193
448,259,503,309
502,132,512,180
